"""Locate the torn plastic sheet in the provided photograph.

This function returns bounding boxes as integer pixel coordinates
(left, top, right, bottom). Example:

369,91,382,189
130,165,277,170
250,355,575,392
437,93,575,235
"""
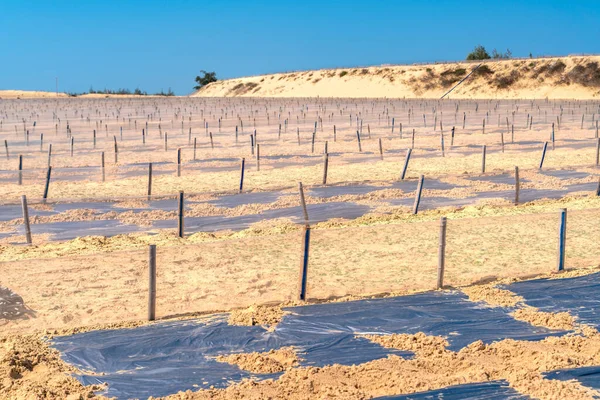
544,365,600,391
505,272,600,328
374,380,530,399
52,290,565,399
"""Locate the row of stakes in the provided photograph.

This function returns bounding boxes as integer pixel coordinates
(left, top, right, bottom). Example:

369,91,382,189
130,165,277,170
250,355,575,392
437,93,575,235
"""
5,115,599,160
147,186,584,321
5,117,600,178
12,130,600,204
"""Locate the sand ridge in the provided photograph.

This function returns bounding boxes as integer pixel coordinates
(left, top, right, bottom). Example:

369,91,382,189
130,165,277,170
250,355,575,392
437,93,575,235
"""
193,56,600,99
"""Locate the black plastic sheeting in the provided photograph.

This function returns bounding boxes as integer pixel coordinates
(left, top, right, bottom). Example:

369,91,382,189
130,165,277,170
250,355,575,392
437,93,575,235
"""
15,220,145,241
307,179,458,199
154,202,373,232
52,290,565,399
0,204,56,221
466,173,531,185
544,365,600,391
0,287,35,321
374,380,530,399
209,191,282,207
506,272,600,329
505,273,600,396
539,169,590,179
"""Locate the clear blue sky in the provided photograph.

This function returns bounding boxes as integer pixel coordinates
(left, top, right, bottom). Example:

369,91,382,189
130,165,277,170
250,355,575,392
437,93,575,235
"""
1,0,598,95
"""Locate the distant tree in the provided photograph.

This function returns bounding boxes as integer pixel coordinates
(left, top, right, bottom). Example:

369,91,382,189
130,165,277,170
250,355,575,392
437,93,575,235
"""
194,70,218,90
466,45,491,61
491,48,513,59
155,87,175,96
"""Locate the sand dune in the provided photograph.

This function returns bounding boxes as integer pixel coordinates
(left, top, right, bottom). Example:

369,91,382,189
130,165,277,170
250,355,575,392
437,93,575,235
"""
0,90,68,99
193,56,600,99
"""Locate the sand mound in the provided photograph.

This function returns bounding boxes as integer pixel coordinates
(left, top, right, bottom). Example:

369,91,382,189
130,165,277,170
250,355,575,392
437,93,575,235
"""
0,334,104,399
228,305,286,327
362,332,448,357
216,347,299,374
193,56,600,99
462,284,524,308
513,307,577,330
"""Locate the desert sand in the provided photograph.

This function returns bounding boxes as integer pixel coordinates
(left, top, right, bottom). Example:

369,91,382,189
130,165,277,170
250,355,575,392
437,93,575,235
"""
0,90,68,99
194,56,600,99
2,89,600,399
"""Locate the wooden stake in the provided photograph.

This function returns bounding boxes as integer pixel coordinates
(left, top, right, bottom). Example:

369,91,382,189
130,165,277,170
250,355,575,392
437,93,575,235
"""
481,145,486,174
298,225,310,301
148,163,153,199
412,175,424,214
256,143,260,171
177,191,184,238
322,153,329,185
43,166,52,203
113,135,118,163
101,151,105,182
18,154,22,185
148,244,156,321
298,182,309,223
239,158,245,193
557,208,567,272
437,217,447,289
401,148,412,180
21,195,32,245
539,141,548,169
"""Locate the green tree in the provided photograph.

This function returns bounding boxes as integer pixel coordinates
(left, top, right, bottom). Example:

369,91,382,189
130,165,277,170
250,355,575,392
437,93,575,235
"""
491,48,513,59
194,70,218,90
466,45,491,61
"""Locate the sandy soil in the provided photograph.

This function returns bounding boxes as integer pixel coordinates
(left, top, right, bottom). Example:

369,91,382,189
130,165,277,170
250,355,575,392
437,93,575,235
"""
2,96,600,399
216,347,299,374
193,56,600,99
0,334,105,400
0,90,68,99
1,196,600,335
228,305,287,328
163,333,600,399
